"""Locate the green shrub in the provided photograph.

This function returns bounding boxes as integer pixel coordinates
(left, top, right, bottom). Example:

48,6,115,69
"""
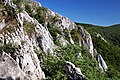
1,25,16,34
47,22,62,45
41,44,108,80
0,42,18,54
54,38,61,46
25,4,33,17
34,7,46,24
13,0,23,5
47,22,57,39
23,21,35,38
5,6,16,20
70,28,80,44
52,16,58,22
41,53,67,80
13,0,24,13
63,28,70,42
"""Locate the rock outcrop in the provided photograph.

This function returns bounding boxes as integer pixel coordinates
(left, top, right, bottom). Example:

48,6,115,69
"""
95,33,107,43
0,52,27,80
78,26,94,58
96,54,108,72
46,9,77,31
0,0,108,79
0,0,53,79
46,8,95,58
77,26,108,72
64,61,86,80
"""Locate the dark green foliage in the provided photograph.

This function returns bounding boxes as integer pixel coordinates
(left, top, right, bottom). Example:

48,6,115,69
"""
5,6,16,20
34,7,46,24
13,0,23,5
52,16,58,22
0,42,18,54
25,4,33,17
1,25,16,34
70,28,80,44
47,22,62,45
0,0,3,4
41,44,108,80
76,22,120,79
23,21,35,38
41,53,67,80
92,36,120,79
63,28,70,42
76,23,120,47
13,0,24,13
47,23,57,39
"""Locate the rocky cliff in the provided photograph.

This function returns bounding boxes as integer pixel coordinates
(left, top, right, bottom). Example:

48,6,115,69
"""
0,0,108,80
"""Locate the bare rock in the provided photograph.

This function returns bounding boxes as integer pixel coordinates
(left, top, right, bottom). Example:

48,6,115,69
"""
96,54,108,72
0,52,27,80
64,61,86,80
78,26,94,58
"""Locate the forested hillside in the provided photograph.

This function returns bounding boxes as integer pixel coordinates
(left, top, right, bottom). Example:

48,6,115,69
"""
76,23,120,46
76,22,120,79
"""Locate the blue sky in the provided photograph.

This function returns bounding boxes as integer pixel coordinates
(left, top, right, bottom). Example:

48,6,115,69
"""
37,0,120,26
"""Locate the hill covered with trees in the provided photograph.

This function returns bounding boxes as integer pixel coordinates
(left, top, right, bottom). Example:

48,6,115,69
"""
76,22,120,79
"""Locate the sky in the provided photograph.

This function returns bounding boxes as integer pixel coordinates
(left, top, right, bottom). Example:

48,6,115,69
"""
37,0,120,26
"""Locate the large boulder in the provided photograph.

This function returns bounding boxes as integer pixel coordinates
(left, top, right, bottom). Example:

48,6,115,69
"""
64,61,86,80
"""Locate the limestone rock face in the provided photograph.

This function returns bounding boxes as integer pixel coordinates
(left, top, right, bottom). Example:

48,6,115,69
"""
0,0,53,79
0,52,27,80
77,26,108,72
56,34,69,46
78,26,94,57
46,9,77,31
0,0,109,79
96,54,108,72
20,11,55,53
64,61,86,80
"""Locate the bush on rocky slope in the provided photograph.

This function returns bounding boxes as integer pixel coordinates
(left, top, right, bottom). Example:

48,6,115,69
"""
23,21,35,38
47,22,62,45
41,44,108,80
0,42,18,55
63,28,70,42
70,28,80,44
33,6,46,24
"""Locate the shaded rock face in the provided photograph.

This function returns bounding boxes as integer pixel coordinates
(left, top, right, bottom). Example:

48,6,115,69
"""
64,61,86,80
0,77,13,80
